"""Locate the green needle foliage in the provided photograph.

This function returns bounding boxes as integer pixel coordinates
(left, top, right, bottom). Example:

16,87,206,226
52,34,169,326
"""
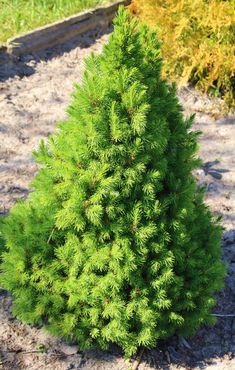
0,7,225,357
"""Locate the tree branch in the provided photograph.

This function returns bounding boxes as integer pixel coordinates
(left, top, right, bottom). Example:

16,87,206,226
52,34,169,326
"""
132,347,145,370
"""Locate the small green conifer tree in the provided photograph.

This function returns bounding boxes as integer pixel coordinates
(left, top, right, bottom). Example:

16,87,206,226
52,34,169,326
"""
0,7,225,356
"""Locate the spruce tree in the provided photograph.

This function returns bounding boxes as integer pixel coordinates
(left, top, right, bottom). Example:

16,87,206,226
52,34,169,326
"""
0,7,225,356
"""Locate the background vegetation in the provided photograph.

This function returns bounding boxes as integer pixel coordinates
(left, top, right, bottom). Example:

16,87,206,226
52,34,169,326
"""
129,0,235,107
0,0,111,43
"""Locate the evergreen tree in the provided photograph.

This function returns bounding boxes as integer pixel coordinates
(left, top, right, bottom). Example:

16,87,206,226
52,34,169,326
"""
0,7,225,356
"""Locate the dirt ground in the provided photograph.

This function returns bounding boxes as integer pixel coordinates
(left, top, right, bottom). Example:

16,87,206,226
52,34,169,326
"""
0,27,235,370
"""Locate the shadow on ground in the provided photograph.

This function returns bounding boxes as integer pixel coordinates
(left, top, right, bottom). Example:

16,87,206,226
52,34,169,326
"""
0,26,112,83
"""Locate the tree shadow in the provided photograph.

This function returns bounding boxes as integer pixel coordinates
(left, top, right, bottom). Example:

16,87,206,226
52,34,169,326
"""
202,160,230,180
217,116,235,126
0,25,112,83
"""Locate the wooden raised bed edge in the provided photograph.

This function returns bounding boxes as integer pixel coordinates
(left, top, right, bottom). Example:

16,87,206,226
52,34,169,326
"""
0,0,131,58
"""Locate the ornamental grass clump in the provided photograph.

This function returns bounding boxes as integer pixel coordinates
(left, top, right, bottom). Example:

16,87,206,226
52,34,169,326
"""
0,7,225,356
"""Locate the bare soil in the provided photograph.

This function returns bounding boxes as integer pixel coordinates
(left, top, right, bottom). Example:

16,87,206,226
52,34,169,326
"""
0,27,235,370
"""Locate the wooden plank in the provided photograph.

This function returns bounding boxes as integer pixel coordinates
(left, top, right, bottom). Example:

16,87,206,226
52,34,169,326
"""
6,0,131,56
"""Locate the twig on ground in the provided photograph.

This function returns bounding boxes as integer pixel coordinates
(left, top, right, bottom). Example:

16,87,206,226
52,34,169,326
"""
165,350,171,364
179,336,192,350
1,349,41,354
1,349,70,358
132,347,145,370
211,313,235,317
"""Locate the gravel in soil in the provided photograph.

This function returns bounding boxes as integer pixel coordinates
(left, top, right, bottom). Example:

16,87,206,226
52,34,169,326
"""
0,27,235,370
